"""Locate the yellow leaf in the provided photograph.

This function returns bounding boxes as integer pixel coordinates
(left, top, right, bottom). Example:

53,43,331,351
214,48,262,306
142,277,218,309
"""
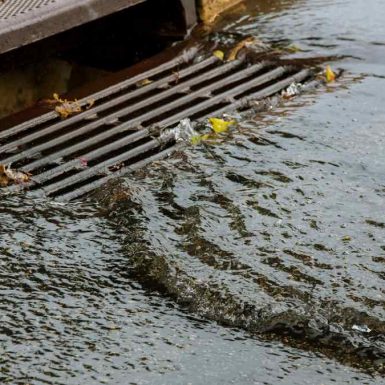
213,50,224,61
209,117,236,133
325,65,336,82
190,135,202,145
190,133,211,145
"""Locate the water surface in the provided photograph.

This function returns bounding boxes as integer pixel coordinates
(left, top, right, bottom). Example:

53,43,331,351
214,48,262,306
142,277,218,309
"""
1,0,385,383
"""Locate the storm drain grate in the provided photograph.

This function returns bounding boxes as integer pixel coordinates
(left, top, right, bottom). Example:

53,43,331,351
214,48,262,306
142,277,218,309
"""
0,0,56,20
0,47,313,200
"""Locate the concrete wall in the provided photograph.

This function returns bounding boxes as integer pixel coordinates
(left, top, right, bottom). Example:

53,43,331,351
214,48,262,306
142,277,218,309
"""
0,60,72,119
198,0,242,23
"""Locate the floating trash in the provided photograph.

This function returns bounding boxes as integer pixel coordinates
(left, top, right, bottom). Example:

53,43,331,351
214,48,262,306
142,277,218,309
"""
281,82,303,98
160,118,199,143
325,65,336,82
352,324,372,333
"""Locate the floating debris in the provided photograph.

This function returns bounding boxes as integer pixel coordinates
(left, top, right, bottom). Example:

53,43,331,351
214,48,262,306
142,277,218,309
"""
352,324,371,333
53,93,81,118
160,117,236,147
209,117,236,133
0,164,30,186
45,93,95,119
281,82,303,99
160,118,199,143
190,117,237,145
190,133,210,146
213,50,224,61
325,65,336,82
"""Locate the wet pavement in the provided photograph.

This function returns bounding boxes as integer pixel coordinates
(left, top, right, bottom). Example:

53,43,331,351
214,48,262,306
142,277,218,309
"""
1,0,385,384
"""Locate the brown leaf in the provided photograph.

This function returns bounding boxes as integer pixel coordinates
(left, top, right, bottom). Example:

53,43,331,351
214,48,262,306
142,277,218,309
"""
0,164,30,186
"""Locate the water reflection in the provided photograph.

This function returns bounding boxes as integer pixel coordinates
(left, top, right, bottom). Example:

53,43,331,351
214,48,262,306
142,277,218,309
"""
108,76,385,371
3,196,379,384
102,0,385,375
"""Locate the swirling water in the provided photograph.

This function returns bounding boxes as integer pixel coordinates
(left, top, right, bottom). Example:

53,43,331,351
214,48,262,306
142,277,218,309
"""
1,0,385,384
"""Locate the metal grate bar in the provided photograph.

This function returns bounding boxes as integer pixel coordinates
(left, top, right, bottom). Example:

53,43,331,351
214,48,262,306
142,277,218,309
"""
153,66,290,127
20,56,219,145
29,66,290,194
0,47,316,200
30,129,151,185
0,58,246,163
25,64,283,180
54,69,312,200
23,65,289,189
0,46,199,140
57,143,184,201
42,134,173,196
1,60,268,166
209,68,312,117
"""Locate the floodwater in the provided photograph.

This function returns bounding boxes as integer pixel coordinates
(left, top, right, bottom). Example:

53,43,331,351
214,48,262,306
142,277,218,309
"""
1,0,385,384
